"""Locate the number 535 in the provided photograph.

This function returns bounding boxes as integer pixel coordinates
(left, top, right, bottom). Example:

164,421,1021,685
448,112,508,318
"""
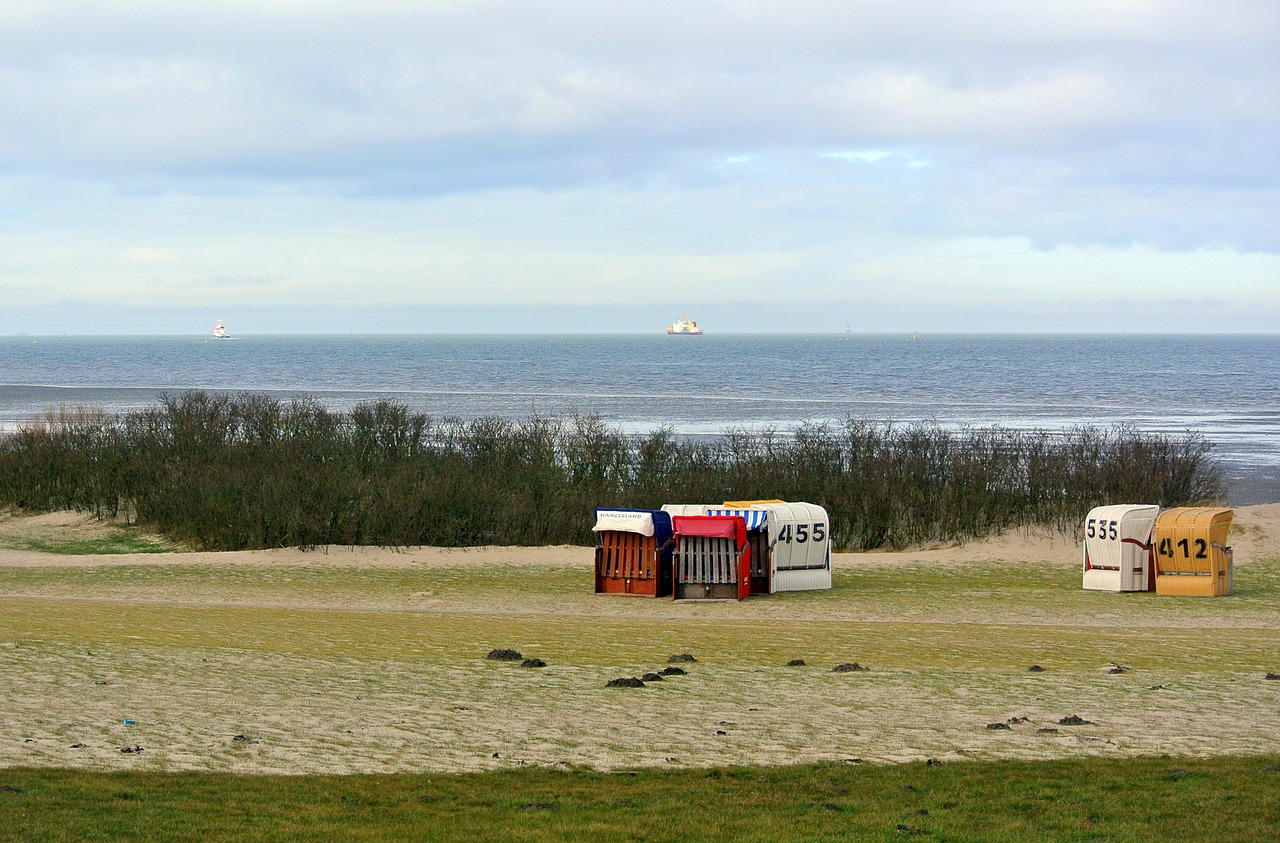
1086,518,1117,540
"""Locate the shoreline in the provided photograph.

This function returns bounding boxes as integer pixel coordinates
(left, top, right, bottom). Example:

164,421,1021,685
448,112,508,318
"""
1222,464,1280,507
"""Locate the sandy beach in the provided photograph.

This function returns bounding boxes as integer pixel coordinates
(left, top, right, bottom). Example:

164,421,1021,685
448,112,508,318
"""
3,506,1279,775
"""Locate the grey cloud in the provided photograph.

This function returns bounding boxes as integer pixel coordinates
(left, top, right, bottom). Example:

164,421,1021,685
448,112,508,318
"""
1,1,1277,254
2,4,1273,165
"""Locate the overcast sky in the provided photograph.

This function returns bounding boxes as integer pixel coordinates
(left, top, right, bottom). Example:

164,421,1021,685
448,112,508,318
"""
2,1,1278,334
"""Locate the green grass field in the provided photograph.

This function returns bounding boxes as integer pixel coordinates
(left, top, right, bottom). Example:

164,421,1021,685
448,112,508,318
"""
3,756,1279,841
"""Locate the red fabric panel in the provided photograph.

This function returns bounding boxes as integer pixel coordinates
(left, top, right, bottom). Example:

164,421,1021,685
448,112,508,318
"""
673,515,745,541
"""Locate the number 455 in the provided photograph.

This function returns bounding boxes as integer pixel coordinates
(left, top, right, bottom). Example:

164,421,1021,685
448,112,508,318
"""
776,523,827,543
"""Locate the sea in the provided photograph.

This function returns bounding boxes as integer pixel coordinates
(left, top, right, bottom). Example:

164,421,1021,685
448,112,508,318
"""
2,333,1277,504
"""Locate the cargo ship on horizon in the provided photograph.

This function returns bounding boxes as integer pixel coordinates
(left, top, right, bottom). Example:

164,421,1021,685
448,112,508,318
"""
666,316,703,335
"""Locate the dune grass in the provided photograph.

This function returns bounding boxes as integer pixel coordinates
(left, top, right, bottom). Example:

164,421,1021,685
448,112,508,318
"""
0,527,181,556
2,755,1279,842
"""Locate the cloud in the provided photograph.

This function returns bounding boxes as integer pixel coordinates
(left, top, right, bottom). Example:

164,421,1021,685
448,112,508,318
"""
1,2,1278,332
125,247,180,264
3,2,1274,186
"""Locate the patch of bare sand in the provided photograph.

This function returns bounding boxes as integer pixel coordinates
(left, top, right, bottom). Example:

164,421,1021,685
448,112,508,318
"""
5,643,1280,776
0,509,117,541
0,543,591,569
0,506,586,568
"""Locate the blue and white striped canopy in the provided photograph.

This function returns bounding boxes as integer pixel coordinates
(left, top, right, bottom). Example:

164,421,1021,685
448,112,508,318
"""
706,508,768,530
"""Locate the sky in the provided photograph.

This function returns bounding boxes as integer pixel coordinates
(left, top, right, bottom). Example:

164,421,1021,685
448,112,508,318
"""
2,1,1279,335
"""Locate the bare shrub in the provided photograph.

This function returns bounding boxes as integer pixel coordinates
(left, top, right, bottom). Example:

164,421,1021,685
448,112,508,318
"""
0,392,1225,551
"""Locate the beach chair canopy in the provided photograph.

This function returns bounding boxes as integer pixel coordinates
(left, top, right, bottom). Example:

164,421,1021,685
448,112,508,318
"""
706,508,768,530
593,508,661,537
672,514,747,544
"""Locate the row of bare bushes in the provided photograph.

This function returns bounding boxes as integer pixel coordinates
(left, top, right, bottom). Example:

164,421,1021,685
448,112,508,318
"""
0,391,1224,551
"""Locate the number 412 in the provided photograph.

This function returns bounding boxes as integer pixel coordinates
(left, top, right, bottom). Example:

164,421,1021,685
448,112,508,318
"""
1157,537,1208,559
